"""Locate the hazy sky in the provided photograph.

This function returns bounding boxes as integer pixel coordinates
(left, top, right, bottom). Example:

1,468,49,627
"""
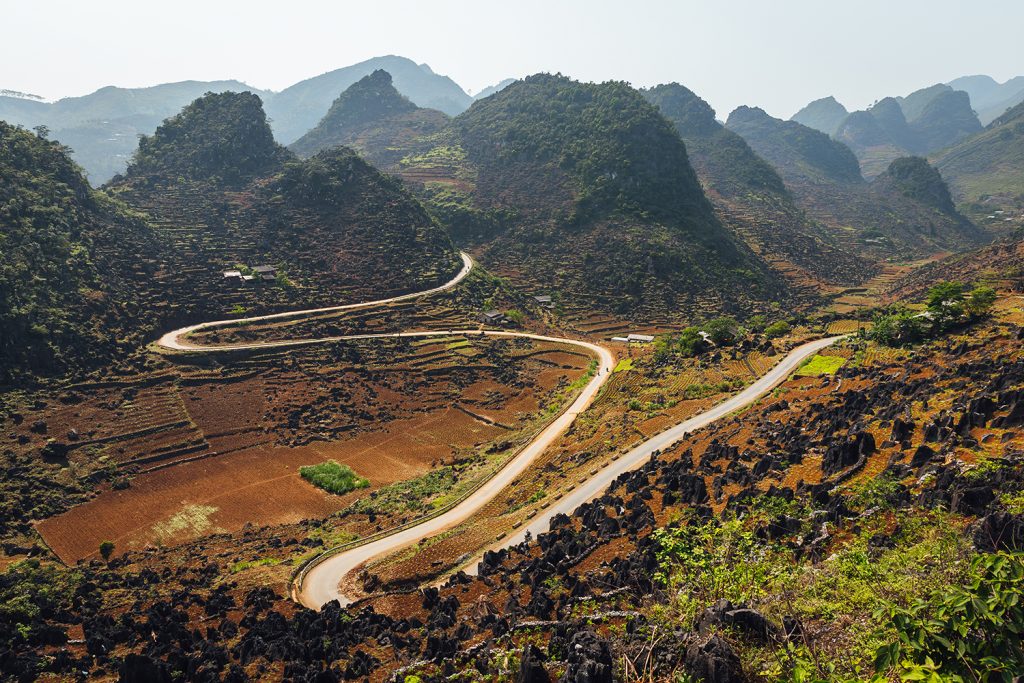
4,0,1023,118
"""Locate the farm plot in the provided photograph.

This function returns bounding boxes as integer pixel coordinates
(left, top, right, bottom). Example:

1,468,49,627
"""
35,337,590,562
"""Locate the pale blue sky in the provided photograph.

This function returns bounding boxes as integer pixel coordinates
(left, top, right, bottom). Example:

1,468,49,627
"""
4,0,1023,118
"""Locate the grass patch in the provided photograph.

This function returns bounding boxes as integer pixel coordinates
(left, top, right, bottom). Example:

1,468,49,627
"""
794,354,846,377
150,504,223,545
613,358,634,373
299,461,369,495
346,466,458,515
229,557,281,573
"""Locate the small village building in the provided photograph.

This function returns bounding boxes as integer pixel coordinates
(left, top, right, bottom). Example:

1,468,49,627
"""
612,333,655,343
479,310,505,324
533,295,554,308
222,270,244,285
253,265,277,282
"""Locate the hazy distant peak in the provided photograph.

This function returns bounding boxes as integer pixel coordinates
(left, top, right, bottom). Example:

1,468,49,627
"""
791,96,849,135
474,78,515,100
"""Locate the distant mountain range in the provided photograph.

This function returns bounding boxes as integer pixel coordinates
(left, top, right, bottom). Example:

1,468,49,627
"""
792,84,984,178
4,62,1021,200
289,70,449,167
0,56,473,183
727,106,986,257
791,76,1024,180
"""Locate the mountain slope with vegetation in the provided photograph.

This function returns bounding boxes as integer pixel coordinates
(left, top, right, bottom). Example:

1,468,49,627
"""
404,74,786,319
933,101,1024,223
109,91,461,330
265,55,471,144
0,122,164,383
790,95,849,135
949,74,1024,124
0,80,271,183
289,70,449,167
728,106,864,184
793,84,984,179
727,107,987,256
643,83,870,287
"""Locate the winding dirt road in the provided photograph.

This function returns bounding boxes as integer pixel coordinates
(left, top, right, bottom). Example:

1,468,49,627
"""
153,250,841,610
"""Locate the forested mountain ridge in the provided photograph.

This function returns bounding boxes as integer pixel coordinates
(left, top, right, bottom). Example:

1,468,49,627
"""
265,55,471,144
0,56,473,183
402,74,787,319
289,70,449,167
107,92,461,338
933,100,1024,226
643,83,871,286
0,122,164,383
791,83,984,178
727,107,987,256
790,96,849,137
728,106,863,184
124,91,290,186
949,73,1024,124
0,80,271,184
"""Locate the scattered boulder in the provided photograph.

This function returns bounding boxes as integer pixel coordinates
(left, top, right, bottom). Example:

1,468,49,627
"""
685,635,745,683
563,630,613,683
517,644,551,683
118,654,172,683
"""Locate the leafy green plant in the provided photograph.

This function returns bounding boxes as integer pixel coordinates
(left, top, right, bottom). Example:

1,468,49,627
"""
299,461,369,495
874,552,1024,682
652,515,793,627
765,320,792,338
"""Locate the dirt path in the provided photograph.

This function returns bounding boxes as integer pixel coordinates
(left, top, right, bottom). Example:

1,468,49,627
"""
152,250,840,610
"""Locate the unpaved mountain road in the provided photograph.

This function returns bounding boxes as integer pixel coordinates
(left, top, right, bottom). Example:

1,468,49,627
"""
153,250,841,610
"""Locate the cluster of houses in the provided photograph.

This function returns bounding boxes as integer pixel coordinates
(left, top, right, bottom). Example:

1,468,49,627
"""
477,294,555,325
222,265,277,284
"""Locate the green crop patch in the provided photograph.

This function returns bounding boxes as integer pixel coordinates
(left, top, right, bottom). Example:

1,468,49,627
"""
299,461,370,495
795,354,846,377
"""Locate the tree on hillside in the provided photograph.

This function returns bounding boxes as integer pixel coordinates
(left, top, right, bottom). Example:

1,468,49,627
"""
966,286,996,317
99,540,115,562
704,317,739,345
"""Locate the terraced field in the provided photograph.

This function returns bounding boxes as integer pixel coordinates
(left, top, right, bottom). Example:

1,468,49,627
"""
35,336,589,563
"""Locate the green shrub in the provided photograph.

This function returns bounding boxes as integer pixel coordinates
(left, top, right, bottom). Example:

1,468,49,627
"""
874,552,1024,682
299,461,369,495
764,320,792,338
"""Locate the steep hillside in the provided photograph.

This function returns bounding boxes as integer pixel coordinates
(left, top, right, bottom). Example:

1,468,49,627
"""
289,70,449,167
727,107,986,256
933,101,1024,221
832,98,917,178
727,106,863,184
644,83,870,287
403,75,786,320
265,56,471,144
948,74,1024,124
0,80,270,183
795,84,983,178
911,88,983,152
126,91,290,185
790,95,848,134
110,92,461,329
0,122,164,383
